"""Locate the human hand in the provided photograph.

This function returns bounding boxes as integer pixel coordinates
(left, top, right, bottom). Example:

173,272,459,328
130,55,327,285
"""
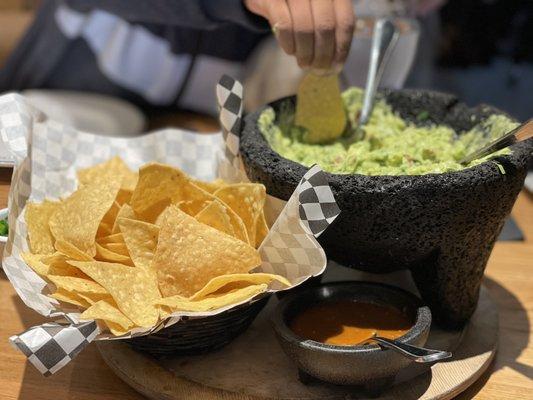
244,0,355,70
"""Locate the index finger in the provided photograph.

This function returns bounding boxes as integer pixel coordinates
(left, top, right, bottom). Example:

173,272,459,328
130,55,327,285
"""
267,0,295,55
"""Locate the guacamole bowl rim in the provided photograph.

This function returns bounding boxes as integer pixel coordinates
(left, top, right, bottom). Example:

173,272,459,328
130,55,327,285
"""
240,89,533,194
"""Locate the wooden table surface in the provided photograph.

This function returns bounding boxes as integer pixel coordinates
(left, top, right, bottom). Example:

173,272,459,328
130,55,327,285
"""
0,123,531,399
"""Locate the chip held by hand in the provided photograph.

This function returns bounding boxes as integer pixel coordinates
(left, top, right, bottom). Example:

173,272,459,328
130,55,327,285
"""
295,72,347,144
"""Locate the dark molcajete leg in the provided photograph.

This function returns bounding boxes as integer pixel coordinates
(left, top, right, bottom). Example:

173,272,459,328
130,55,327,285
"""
410,234,497,329
410,173,521,328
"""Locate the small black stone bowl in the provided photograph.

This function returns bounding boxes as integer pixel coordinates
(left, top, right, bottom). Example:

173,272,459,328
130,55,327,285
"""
271,282,431,396
241,89,533,328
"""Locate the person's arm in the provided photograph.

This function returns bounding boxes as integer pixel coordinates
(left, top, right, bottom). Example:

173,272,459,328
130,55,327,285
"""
65,0,269,31
66,0,356,69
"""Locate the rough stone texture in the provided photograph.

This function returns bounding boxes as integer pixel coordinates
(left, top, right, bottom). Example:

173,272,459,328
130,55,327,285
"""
240,89,533,328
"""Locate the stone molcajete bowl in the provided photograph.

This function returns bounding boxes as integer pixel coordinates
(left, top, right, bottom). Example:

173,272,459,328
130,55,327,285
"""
241,89,533,328
271,281,432,396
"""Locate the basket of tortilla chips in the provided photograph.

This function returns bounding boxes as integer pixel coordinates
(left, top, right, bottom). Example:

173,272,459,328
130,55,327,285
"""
1,76,339,375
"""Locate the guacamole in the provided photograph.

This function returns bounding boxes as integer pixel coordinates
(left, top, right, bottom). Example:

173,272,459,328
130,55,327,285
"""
259,88,517,175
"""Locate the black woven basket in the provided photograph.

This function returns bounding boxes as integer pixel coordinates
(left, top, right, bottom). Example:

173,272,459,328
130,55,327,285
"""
125,295,270,357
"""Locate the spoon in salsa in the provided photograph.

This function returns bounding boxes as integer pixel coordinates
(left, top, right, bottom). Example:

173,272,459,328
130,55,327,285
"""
290,299,451,364
364,333,452,363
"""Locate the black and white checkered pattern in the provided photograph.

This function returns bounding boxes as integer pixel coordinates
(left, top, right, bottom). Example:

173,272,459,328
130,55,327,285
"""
298,165,341,237
9,321,99,376
216,75,243,172
0,85,339,376
259,165,339,283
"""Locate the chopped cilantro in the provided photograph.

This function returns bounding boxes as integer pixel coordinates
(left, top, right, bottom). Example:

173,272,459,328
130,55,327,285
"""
416,111,430,121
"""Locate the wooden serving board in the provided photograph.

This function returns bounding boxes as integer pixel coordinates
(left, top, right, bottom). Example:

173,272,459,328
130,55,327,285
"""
97,267,498,400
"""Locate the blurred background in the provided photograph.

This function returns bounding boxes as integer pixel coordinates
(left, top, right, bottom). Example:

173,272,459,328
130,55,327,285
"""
0,0,531,121
0,0,530,227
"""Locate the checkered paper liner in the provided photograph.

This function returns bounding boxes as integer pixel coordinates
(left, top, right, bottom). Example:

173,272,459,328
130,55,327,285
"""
1,76,340,375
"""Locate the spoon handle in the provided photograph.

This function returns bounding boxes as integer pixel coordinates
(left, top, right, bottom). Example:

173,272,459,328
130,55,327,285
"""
460,118,533,165
372,336,452,364
359,18,400,127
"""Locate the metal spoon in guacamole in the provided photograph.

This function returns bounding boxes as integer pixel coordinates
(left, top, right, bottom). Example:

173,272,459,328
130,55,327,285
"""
354,18,399,139
460,118,533,165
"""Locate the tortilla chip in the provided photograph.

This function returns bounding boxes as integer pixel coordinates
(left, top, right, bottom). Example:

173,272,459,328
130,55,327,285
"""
54,240,93,261
45,253,90,279
177,185,215,216
191,178,226,193
96,224,112,238
40,252,61,263
185,200,249,246
152,206,261,297
95,242,133,265
118,218,159,270
80,298,134,332
189,187,251,245
195,200,235,237
25,200,60,254
225,207,250,245
130,163,189,221
68,260,161,327
214,183,266,247
78,292,114,305
190,273,289,300
21,252,50,276
130,163,219,222
97,201,121,238
48,275,108,295
156,284,267,312
103,242,130,256
122,173,138,193
50,289,91,308
116,189,133,205
34,251,86,277
78,156,138,191
112,203,136,234
49,178,121,256
295,72,347,143
132,164,250,242
255,210,269,247
97,233,124,245
176,200,200,217
104,321,131,336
